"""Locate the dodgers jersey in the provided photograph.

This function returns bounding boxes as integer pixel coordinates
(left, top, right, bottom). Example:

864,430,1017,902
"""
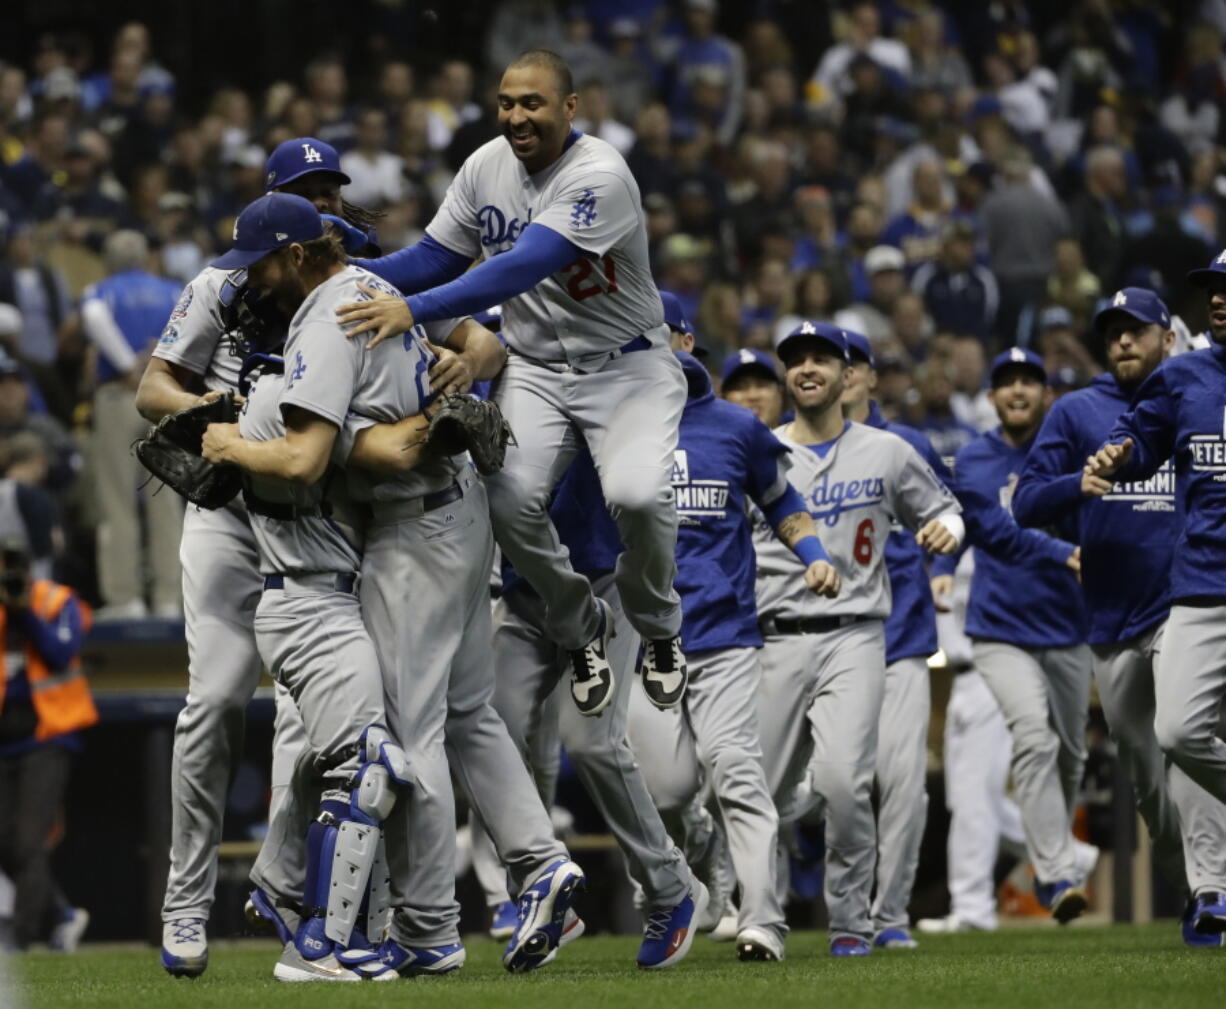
425,132,667,362
1108,344,1226,602
754,422,960,621
239,368,363,576
1013,373,1176,644
278,266,467,502
673,352,792,652
153,266,244,392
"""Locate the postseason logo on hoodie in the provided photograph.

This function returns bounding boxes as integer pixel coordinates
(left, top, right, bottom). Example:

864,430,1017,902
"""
671,449,730,525
1103,457,1176,509
1190,410,1226,482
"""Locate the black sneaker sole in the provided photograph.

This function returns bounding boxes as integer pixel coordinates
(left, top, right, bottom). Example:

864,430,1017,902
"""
640,669,688,710
571,671,614,716
737,941,779,962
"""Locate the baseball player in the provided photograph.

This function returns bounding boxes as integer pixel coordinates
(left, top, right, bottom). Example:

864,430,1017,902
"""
720,348,785,428
627,340,841,964
839,329,945,949
753,321,963,957
335,49,690,713
135,136,389,977
931,347,1091,924
201,194,585,976
1085,250,1226,933
1014,286,1226,945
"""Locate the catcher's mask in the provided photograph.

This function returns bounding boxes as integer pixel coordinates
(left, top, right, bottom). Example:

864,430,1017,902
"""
220,268,289,358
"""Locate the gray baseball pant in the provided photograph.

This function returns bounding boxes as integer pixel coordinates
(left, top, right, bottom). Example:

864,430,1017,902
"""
758,620,886,940
162,504,304,921
1154,603,1226,809
872,655,930,933
362,473,565,946
475,574,690,908
973,640,1091,884
485,349,686,650
627,646,785,941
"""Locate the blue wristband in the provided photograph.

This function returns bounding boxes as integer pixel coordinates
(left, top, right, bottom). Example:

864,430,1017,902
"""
793,535,829,566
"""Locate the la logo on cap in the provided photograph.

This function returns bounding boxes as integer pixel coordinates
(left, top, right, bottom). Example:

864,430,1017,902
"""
1010,347,1027,362
302,143,322,164
800,321,816,335
1113,290,1127,306
232,219,239,240
740,349,754,364
1217,249,1226,265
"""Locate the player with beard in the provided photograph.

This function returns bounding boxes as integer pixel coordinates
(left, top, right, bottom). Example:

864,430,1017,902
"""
930,349,1090,924
1084,253,1226,936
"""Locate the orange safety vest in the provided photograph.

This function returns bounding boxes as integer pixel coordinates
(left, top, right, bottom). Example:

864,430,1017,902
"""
0,580,97,741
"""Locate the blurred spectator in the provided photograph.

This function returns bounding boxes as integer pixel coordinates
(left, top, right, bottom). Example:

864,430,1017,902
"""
775,267,842,343
425,61,481,154
843,200,885,303
557,7,611,85
376,61,414,122
305,57,355,154
882,157,952,271
1032,305,1100,380
812,1,911,98
910,359,979,460
668,0,746,146
627,103,675,198
905,8,972,94
912,221,1000,345
790,186,846,273
1045,235,1101,329
485,0,565,73
89,49,143,151
840,55,913,166
606,19,656,125
0,544,94,952
3,113,69,206
574,79,635,156
888,289,935,362
1123,188,1213,322
80,231,182,620
656,233,712,333
801,126,855,224
339,109,405,209
836,244,907,348
32,135,124,251
981,49,1049,140
0,225,70,371
1068,145,1128,289
740,258,792,347
0,353,78,495
947,335,997,432
980,148,1070,344
1158,22,1223,155
696,280,743,358
731,140,794,264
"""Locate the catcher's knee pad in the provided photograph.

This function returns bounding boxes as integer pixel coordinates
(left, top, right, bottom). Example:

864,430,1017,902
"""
297,726,411,956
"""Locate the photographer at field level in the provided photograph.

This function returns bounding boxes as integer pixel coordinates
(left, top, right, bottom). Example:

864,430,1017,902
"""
0,544,95,951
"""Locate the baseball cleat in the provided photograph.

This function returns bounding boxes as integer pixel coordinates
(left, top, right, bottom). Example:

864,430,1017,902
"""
1035,879,1088,924
709,905,740,942
569,600,615,717
273,944,362,982
338,939,466,979
637,881,708,970
503,857,586,973
1182,898,1226,947
915,914,992,934
48,907,89,954
246,888,300,946
735,926,784,962
873,927,918,949
1073,841,1100,882
161,918,208,978
830,934,872,957
638,635,688,709
1192,891,1226,934
489,900,517,941
539,908,586,966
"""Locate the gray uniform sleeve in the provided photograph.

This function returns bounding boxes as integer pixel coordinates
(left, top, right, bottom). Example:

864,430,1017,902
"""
887,437,961,532
152,274,223,376
424,157,482,259
278,322,363,428
533,170,640,258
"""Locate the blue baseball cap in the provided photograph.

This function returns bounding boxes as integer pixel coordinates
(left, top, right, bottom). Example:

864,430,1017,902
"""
989,346,1047,386
659,290,709,358
1092,287,1172,335
844,329,875,368
721,347,780,387
774,320,850,365
1187,248,1226,289
264,137,350,192
211,193,324,270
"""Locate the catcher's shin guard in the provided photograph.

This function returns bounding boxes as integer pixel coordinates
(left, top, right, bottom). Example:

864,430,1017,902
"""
294,726,412,960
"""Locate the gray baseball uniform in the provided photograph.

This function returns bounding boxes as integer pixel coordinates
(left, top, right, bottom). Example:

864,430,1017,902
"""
282,265,566,947
753,421,960,942
152,267,306,925
426,134,686,650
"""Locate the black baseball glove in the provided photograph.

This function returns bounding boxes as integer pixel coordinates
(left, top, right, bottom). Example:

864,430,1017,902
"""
135,394,243,510
425,394,515,476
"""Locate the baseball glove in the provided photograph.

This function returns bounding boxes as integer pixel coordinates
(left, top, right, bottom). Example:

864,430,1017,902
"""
425,394,515,476
135,394,243,510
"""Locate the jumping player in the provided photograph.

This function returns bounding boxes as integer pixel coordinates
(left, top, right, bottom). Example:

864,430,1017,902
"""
334,49,690,715
753,321,962,956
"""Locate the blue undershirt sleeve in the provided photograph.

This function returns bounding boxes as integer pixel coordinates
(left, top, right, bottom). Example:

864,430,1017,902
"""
355,235,471,296
406,224,583,324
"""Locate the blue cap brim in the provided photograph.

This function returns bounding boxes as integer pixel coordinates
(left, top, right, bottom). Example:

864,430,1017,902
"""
776,333,848,364
990,361,1047,386
1187,267,1226,289
210,246,279,270
1092,306,1162,334
267,167,351,192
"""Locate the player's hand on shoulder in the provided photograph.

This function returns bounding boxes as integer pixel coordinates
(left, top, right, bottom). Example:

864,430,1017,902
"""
336,283,415,349
1084,438,1132,480
428,342,475,396
930,574,954,612
803,560,841,599
916,518,957,554
202,422,241,463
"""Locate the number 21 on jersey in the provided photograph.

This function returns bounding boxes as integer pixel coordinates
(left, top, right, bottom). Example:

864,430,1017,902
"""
563,254,619,302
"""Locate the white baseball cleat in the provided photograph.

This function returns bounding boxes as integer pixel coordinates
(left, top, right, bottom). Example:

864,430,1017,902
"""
915,914,994,934
735,926,784,962
273,944,362,982
161,918,208,978
709,906,740,942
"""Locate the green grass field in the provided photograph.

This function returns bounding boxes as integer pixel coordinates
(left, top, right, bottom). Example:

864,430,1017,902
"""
8,924,1221,1009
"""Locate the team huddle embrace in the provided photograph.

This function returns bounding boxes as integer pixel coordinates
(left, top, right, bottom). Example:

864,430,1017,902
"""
136,49,1226,982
